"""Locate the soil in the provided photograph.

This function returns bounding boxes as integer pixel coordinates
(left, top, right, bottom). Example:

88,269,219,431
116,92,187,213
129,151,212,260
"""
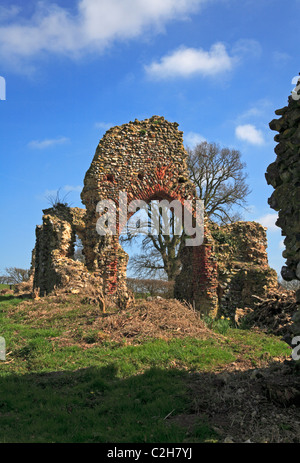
170,359,300,443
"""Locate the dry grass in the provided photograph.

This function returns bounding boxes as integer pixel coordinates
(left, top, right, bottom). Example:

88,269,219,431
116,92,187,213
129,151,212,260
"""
97,299,215,343
12,293,216,347
243,288,297,337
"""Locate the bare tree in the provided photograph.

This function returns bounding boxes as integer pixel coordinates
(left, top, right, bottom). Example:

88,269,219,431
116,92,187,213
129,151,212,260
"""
122,141,250,279
120,203,186,281
187,141,251,224
4,267,30,285
127,278,174,298
73,236,86,263
128,233,183,281
278,278,300,291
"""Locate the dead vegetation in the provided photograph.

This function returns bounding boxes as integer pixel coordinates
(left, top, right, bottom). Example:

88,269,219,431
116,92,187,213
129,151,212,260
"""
241,288,297,339
94,298,215,344
9,284,298,348
14,293,215,347
181,360,300,443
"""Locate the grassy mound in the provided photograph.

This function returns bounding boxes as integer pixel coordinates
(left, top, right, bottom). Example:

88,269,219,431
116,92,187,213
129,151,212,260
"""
0,292,298,444
6,294,216,347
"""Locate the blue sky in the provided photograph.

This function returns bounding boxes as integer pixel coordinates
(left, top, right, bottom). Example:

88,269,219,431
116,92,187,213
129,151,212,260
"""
0,0,299,278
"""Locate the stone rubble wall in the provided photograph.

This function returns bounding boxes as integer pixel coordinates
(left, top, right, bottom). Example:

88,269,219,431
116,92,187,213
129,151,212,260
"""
81,116,196,273
80,115,218,315
175,220,278,318
266,76,300,339
32,115,278,320
211,221,278,317
33,204,104,300
174,216,219,317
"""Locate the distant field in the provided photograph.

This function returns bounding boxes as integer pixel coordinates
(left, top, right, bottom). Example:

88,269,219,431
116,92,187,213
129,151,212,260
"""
0,284,14,290
0,293,294,443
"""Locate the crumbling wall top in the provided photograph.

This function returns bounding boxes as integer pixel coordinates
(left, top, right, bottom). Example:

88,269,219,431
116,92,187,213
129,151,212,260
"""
81,115,196,207
266,79,300,282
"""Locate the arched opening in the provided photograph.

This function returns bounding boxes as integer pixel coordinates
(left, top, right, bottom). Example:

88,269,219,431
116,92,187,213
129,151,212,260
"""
73,234,85,263
79,116,219,315
118,192,190,299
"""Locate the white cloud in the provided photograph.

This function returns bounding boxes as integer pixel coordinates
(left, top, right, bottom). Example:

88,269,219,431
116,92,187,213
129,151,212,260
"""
245,204,256,215
237,99,272,122
37,185,82,202
256,213,279,232
0,5,21,22
28,136,69,149
184,131,206,147
144,38,262,80
273,51,291,65
235,124,265,145
279,239,285,250
63,185,82,193
42,189,59,199
94,121,114,131
231,39,262,60
0,0,207,69
145,43,235,79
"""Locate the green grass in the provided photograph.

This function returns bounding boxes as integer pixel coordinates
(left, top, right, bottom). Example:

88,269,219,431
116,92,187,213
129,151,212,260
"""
224,328,291,366
0,294,292,443
0,366,192,443
0,284,14,290
202,315,232,335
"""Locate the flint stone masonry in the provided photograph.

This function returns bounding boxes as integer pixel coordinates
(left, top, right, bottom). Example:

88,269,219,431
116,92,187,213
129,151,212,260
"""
266,75,300,338
33,204,104,301
32,115,277,318
80,115,218,315
175,220,278,316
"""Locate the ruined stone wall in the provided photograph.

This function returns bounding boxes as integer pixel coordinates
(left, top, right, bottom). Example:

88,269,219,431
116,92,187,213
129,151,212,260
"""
80,115,218,315
81,116,195,274
175,221,278,318
266,75,300,339
33,204,104,297
32,115,279,320
212,221,278,316
31,117,220,315
174,216,219,316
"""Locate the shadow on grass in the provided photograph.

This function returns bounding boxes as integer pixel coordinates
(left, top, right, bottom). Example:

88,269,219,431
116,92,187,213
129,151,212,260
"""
0,364,219,444
0,295,20,302
0,359,299,443
0,294,31,303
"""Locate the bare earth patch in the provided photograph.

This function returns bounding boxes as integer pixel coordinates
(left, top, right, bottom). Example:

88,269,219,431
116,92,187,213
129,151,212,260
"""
174,360,300,443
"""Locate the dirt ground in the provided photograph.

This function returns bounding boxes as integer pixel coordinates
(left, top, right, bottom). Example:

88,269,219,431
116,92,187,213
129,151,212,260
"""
170,358,300,443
